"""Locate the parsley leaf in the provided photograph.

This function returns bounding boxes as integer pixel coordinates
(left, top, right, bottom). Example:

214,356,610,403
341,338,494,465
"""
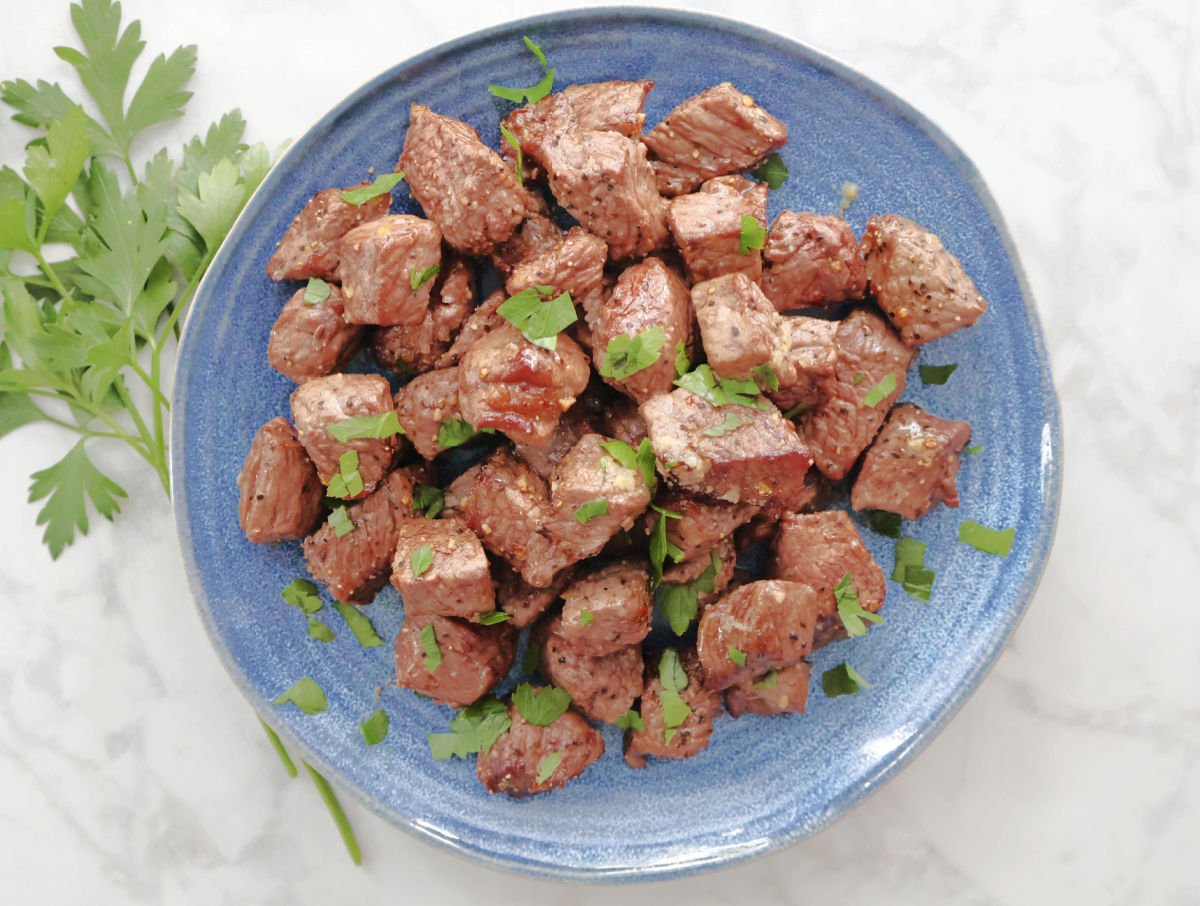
578,609,595,627
738,215,766,255
599,325,665,380
478,610,512,625
512,682,571,726
420,623,442,672
536,751,562,784
751,363,780,392
412,484,445,519
861,373,897,408
892,537,934,602
702,412,750,437
674,340,690,377
303,277,331,305
616,709,644,731
658,649,692,742
327,411,403,442
361,708,389,746
307,616,335,642
675,364,765,409
599,438,656,491
497,285,577,350
754,670,779,690
427,696,511,760
327,505,354,537
437,417,478,449
574,499,609,525
864,510,902,538
335,603,384,648
649,507,685,585
272,677,328,714
657,551,720,635
339,171,404,206
727,646,747,666
822,662,870,697
499,122,523,187
281,578,323,614
411,544,434,579
919,363,958,385
834,572,884,637
26,441,127,559
958,520,1015,556
965,444,983,455
782,402,810,420
326,450,364,499
488,36,555,104
522,35,549,68
751,153,789,189
410,263,440,291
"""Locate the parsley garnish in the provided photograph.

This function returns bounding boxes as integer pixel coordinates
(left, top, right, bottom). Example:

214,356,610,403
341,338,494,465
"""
488,36,555,104
822,662,870,697
965,444,983,455
754,670,779,690
702,412,751,437
861,373,897,408
437,417,478,450
327,411,403,442
599,326,665,380
361,708,389,746
339,171,404,205
658,649,692,742
303,277,332,305
919,363,958,385
782,402,810,420
272,677,328,714
497,285,577,350
419,623,442,673
852,372,866,386
412,484,445,518
674,340,690,377
307,617,335,642
578,608,595,627
327,505,354,537
600,438,657,491
522,640,541,676
410,263,440,291
834,572,884,637
649,506,685,585
512,682,572,726
738,214,766,255
658,551,719,635
499,122,523,187
751,364,780,392
616,709,644,731
335,602,384,648
478,610,512,625
958,520,1015,556
536,751,562,784
326,450,364,498
427,695,511,760
751,153,789,189
573,499,609,525
675,364,765,409
281,578,323,613
727,646,747,666
892,537,934,602
411,544,434,579
864,510,902,538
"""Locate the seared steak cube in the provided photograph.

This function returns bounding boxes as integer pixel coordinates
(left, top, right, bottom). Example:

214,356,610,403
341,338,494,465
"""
691,273,787,382
602,395,648,447
851,404,971,519
339,215,442,326
725,661,811,717
495,561,574,628
801,308,915,480
391,517,494,620
695,580,820,690
514,403,598,480
398,104,525,255
437,288,505,367
476,704,604,797
505,226,608,301
771,510,887,648
267,284,364,384
290,373,401,497
593,258,692,403
392,367,463,461
394,613,516,707
370,253,475,376
656,486,758,563
861,214,988,346
768,317,840,414
625,648,722,768
237,417,325,543
535,615,644,723
265,185,391,281
504,80,654,165
643,83,787,196
303,465,429,603
668,176,768,284
761,212,867,311
490,212,565,276
458,323,590,447
557,560,653,657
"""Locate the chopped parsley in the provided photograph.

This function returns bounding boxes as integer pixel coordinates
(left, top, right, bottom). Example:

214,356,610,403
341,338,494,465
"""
478,610,512,625
864,510,902,538
272,677,328,715
326,450,364,499
675,364,766,409
822,662,869,697
437,417,478,449
919,363,958,385
852,372,865,386
361,708,390,746
307,617,335,642
488,36,556,104
496,285,577,350
409,263,440,291
335,603,384,648
657,551,720,635
648,506,686,585
328,411,404,442
419,623,442,673
599,325,665,381
412,484,445,519
658,649,692,742
535,751,562,784
410,544,434,579
427,695,511,760
616,709,644,731
738,214,766,255
754,670,779,690
500,122,524,187
892,537,934,602
727,646,747,666
675,340,690,377
281,578,323,614
327,505,354,537
702,412,751,437
600,438,657,491
834,572,884,637
965,444,983,455
512,682,571,726
573,499,609,525
303,277,332,305
958,520,1015,556
339,171,405,205
751,153,789,189
578,608,595,627
861,372,897,408
782,402,810,420
751,364,780,392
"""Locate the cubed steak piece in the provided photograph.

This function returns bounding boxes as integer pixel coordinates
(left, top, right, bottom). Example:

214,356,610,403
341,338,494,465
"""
237,417,325,543
392,367,463,461
490,213,565,276
641,389,812,508
691,273,788,382
725,661,812,718
514,403,598,480
535,615,644,723
267,284,365,384
265,185,391,281
656,486,759,563
802,308,916,480
625,648,723,768
290,373,401,497
437,289,505,367
695,580,820,690
643,83,787,196
476,703,604,798
458,323,590,447
303,465,429,603
495,561,574,628
768,317,840,414
397,104,525,255
668,176,768,284
771,510,887,648
539,130,669,261
851,404,971,519
505,227,608,301
861,214,988,346
370,254,475,376
593,258,693,403
761,212,867,311
338,215,442,326
504,80,654,165
390,517,494,620
661,536,738,609
557,560,653,657
395,614,516,707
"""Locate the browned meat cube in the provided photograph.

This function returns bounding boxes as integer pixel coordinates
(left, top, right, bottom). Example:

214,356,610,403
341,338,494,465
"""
476,704,604,797
265,185,390,281
237,417,325,543
490,212,565,276
771,510,887,648
290,373,401,497
390,517,493,620
641,389,812,508
513,402,598,480
339,215,442,326
267,284,364,384
535,615,644,723
394,613,516,707
495,561,574,628
505,227,608,301
643,83,787,196
303,465,429,603
557,560,653,657
370,254,475,376
851,404,971,519
656,486,758,563
504,80,654,165
725,661,811,717
691,273,787,382
761,212,867,311
458,323,590,447
602,395,648,447
392,367,463,461
768,316,840,414
437,288,506,367
398,104,525,255
802,308,916,480
695,580,820,690
625,648,722,768
861,214,988,346
593,258,693,403
668,176,768,284
540,130,669,261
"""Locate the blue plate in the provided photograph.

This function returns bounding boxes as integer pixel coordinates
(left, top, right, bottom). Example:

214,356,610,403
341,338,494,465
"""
172,8,1061,882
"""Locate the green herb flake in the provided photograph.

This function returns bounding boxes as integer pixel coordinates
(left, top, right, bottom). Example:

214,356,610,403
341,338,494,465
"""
675,340,690,377
307,616,335,643
408,263,440,291
616,709,645,731
864,510,902,538
658,649,693,742
326,450,364,499
782,402,810,420
751,153,789,189
822,662,870,698
958,520,1015,556
512,682,572,726
499,122,524,187
573,499,609,525
327,505,354,537
578,608,595,627
919,363,958,385
675,364,764,409
436,417,478,450
327,411,403,442
339,171,404,205
834,572,884,637
535,751,562,785
361,708,389,746
488,36,555,104
496,285,577,350
599,326,666,381
751,363,780,392
420,623,442,673
965,444,983,455
861,372,897,408
412,484,445,519
303,277,332,305
754,669,779,690
649,509,685,586
738,214,766,255
427,695,512,760
411,544,434,579
281,578,323,614
600,438,657,492
852,372,866,386
478,610,512,625
727,646,747,666
334,602,384,648
656,550,720,635
272,677,328,715
702,411,750,437
893,537,935,602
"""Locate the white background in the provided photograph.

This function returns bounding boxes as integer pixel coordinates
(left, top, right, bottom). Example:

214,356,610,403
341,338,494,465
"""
1,1,1197,903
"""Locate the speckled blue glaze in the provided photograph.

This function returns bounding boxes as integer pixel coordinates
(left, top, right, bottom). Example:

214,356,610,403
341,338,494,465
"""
172,8,1061,882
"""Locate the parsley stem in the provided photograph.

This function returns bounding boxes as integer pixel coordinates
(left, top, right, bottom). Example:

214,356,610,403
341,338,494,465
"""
303,761,363,865
32,249,72,300
258,718,298,778
23,388,153,457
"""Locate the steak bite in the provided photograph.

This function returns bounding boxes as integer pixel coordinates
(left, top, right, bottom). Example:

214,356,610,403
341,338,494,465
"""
771,510,887,648
338,215,442,326
535,615,644,723
661,536,737,608
392,367,463,461
768,317,840,414
557,560,653,657
691,273,788,382
303,465,429,603
505,227,608,301
725,661,812,718
458,323,591,448
391,517,494,620
495,561,574,628
397,104,525,255
656,486,759,563
265,185,391,281
695,580,820,690
237,417,325,543
602,395,648,447
370,253,475,376
514,402,598,480
851,404,972,519
668,176,768,284
761,212,867,311
290,373,401,497
860,214,988,346
476,704,604,797
437,288,505,367
641,388,813,508
394,613,516,707
643,83,788,196
802,308,916,480
625,648,722,768
504,80,655,165
490,212,565,277
593,258,693,403
267,284,365,384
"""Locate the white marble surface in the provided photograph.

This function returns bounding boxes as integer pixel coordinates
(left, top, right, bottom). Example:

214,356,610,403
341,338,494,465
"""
1,0,1197,902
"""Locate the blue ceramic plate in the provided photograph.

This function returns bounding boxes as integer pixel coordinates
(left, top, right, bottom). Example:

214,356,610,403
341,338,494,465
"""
173,7,1061,882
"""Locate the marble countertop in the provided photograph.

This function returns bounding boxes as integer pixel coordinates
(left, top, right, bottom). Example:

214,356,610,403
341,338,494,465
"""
1,0,1196,902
